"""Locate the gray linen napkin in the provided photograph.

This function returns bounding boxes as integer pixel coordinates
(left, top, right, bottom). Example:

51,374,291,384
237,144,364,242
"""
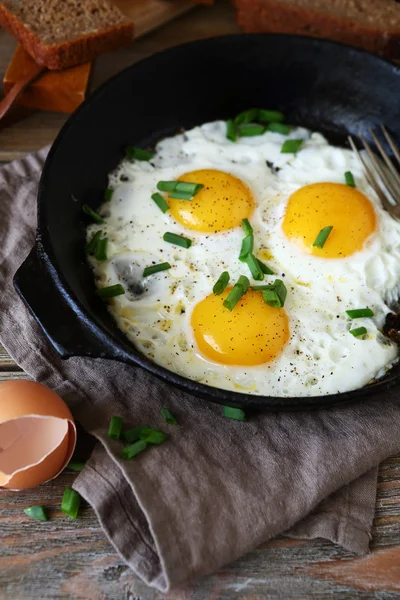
1,150,400,592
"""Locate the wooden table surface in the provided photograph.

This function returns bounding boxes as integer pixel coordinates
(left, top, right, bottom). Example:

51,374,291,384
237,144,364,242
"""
1,3,400,598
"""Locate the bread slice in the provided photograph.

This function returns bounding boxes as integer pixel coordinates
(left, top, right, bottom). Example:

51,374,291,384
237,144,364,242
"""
0,0,134,70
235,0,400,59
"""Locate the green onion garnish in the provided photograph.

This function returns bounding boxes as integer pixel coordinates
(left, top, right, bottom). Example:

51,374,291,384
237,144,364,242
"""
234,108,259,126
239,124,265,137
223,275,250,311
239,234,254,261
82,204,104,224
95,237,108,261
349,326,367,337
96,284,125,298
108,416,123,440
151,192,169,213
223,406,246,421
281,139,303,153
161,407,178,424
267,122,290,135
61,488,81,519
256,258,274,275
104,188,113,202
345,171,356,187
125,147,153,161
141,429,168,445
313,226,333,249
123,426,150,443
122,439,148,460
175,182,204,195
24,505,48,521
258,109,285,123
168,191,195,201
163,232,192,248
246,253,264,280
143,262,172,277
87,230,102,255
157,181,177,192
226,119,237,142
66,461,86,472
346,308,374,319
262,279,287,308
242,218,253,236
213,271,230,295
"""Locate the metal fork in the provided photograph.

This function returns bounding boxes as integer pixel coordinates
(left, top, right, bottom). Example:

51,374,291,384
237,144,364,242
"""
348,126,400,219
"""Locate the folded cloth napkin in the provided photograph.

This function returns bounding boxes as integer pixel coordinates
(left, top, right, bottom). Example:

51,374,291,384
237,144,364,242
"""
1,150,400,592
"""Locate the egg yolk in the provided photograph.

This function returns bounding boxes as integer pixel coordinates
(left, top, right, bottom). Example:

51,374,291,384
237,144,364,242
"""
168,169,254,232
191,289,289,366
282,183,376,258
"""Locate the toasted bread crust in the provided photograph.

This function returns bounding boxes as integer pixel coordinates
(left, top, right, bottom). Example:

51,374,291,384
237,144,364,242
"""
235,0,400,58
0,3,133,70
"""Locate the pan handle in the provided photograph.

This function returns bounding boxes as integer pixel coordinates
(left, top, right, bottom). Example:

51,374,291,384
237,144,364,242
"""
13,246,119,360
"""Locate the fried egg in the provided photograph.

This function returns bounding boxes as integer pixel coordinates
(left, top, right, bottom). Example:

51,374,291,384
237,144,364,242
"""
87,120,400,397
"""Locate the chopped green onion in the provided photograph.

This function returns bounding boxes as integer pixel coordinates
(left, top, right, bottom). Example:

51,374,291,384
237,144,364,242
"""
157,181,178,192
122,439,148,460
108,416,123,440
175,182,204,195
104,188,113,202
246,253,264,281
141,429,168,444
87,230,102,255
82,204,104,224
213,271,230,295
66,461,86,472
24,505,48,521
256,258,274,275
239,124,265,137
168,191,195,201
151,192,169,213
346,308,374,319
281,139,303,153
161,407,178,424
349,326,367,337
163,232,192,248
313,226,333,249
258,109,285,123
223,406,246,421
234,108,259,126
251,285,273,290
226,119,237,142
223,275,250,311
125,146,153,161
345,171,356,187
242,218,253,236
123,426,151,443
61,488,81,519
262,279,287,308
96,284,125,298
95,237,108,261
143,262,171,277
267,122,290,135
239,234,254,261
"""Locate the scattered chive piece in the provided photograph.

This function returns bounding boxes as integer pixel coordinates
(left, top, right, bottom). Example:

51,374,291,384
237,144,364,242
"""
223,406,246,421
349,326,368,337
213,271,230,295
242,218,253,236
251,284,274,290
262,279,287,308
163,232,192,248
157,181,178,192
87,230,102,255
246,253,264,281
313,225,333,249
175,182,204,195
61,488,81,519
108,416,123,440
161,407,178,424
234,108,259,126
104,188,113,202
122,439,148,460
256,258,274,275
125,146,153,161
24,505,48,521
223,275,250,311
152,192,169,213
123,426,151,443
95,237,108,261
239,234,254,261
82,204,104,224
140,429,168,444
66,461,86,472
239,124,265,137
281,139,303,153
226,119,237,142
267,122,291,135
143,262,172,277
346,308,374,319
345,171,356,187
168,191,195,201
258,109,285,123
96,284,125,298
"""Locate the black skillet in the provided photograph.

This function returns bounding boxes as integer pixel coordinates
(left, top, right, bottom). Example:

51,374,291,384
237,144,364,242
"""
14,34,400,410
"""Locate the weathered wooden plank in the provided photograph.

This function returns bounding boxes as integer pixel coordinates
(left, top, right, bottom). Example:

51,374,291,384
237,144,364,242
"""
0,344,21,370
